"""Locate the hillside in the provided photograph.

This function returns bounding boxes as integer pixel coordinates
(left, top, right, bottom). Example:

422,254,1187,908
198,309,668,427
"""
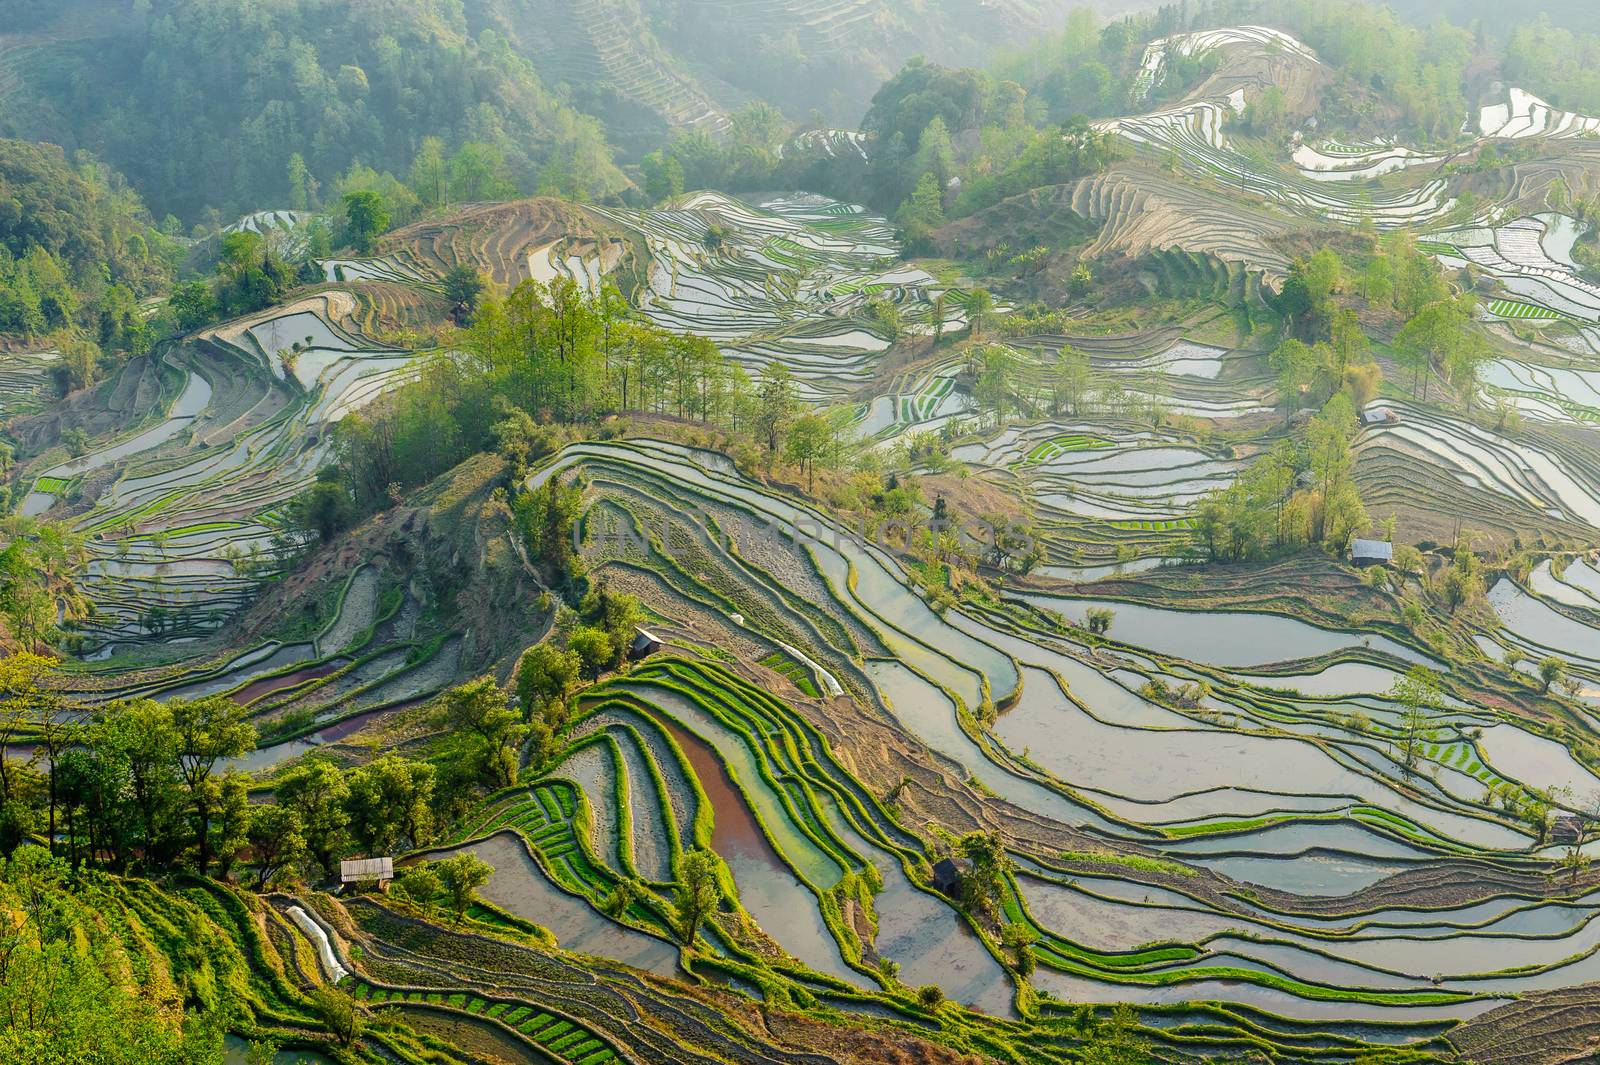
0,0,629,221
15,3,1600,1065
0,138,180,385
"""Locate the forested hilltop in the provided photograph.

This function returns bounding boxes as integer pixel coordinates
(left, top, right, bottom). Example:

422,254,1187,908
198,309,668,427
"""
0,0,627,221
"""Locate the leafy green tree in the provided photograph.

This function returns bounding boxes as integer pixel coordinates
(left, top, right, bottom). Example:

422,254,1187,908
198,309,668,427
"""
341,189,390,254
517,642,581,720
894,171,946,249
755,363,799,457
168,696,254,876
640,151,685,204
672,848,724,945
957,830,1013,916
1271,338,1321,413
603,877,646,918
1390,667,1443,775
511,475,584,582
346,755,435,855
966,288,995,341
393,859,442,918
450,142,518,202
277,761,350,880
284,478,355,544
435,851,494,924
286,152,316,211
1001,921,1037,976
785,414,834,491
443,264,486,323
568,626,614,681
247,803,304,891
214,230,294,317
439,678,525,788
168,280,218,332
408,136,450,208
311,987,365,1047
211,775,252,879
1540,657,1568,693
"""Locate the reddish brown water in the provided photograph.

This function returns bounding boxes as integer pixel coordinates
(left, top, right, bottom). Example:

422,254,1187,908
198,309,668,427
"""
237,659,348,705
653,714,769,861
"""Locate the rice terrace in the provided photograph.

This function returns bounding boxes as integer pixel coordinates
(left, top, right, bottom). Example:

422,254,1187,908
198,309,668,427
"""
11,0,1600,1062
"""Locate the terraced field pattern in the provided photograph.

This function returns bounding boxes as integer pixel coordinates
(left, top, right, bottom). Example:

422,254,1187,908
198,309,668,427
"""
17,15,1600,1065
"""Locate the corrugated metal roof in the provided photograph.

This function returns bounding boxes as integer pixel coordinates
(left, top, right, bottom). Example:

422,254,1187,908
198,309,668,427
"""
1351,538,1393,560
340,857,394,881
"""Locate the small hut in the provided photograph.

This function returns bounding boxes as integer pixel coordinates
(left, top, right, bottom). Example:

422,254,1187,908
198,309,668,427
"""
630,627,664,658
1350,539,1393,568
340,857,394,891
931,856,972,896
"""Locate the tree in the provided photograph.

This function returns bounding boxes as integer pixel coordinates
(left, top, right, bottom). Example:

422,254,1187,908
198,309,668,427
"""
973,344,1016,427
603,877,646,918
1050,345,1091,415
1085,607,1114,635
247,804,304,891
673,848,723,945
1391,666,1443,775
1000,921,1037,976
286,152,315,211
1540,657,1568,693
168,696,254,875
568,626,614,680
95,697,184,868
435,851,493,924
341,189,390,254
311,987,365,1047
517,642,581,720
640,151,685,204
168,280,217,332
394,860,442,918
212,775,251,879
1394,298,1474,400
346,755,435,855
278,761,350,880
283,479,354,544
967,289,995,341
785,414,834,491
439,678,526,788
754,363,798,457
894,172,946,248
450,142,517,202
957,830,1013,916
1270,338,1321,413
408,136,450,208
442,264,486,324
0,653,55,810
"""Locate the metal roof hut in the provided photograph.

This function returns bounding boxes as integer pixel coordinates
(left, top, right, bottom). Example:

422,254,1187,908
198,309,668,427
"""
1350,539,1394,567
340,857,394,890
630,627,663,658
